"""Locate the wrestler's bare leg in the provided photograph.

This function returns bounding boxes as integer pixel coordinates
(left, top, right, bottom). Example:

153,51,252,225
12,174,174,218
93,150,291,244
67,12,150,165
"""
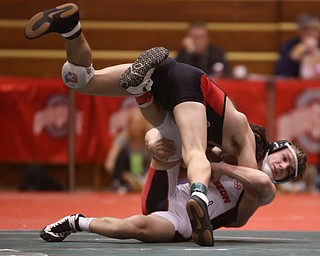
173,102,210,192
89,214,175,242
25,3,131,97
173,102,214,246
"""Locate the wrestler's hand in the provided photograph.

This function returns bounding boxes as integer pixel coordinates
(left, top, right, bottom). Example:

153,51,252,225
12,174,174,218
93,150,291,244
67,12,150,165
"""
302,35,318,54
182,36,196,54
145,128,176,161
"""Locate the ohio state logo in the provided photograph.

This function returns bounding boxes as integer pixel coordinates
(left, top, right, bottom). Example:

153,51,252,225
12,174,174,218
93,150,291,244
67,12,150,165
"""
277,89,320,154
33,95,83,138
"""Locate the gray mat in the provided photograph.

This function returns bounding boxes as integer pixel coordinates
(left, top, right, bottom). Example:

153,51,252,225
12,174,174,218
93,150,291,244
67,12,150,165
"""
0,230,319,256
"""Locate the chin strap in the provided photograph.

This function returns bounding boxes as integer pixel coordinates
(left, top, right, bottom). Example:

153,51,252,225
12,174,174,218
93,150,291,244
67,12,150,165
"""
261,151,273,179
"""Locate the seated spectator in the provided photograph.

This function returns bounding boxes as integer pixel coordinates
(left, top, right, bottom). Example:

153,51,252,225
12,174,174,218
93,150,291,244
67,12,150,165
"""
20,164,64,191
274,13,320,78
106,108,151,193
175,21,230,77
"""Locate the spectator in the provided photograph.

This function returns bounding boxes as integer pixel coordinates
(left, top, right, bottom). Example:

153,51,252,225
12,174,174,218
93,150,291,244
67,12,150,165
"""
109,108,152,193
20,164,64,191
175,21,230,77
274,13,320,78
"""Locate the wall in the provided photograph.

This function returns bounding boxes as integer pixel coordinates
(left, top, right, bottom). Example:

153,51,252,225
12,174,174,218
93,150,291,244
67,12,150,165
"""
0,0,319,76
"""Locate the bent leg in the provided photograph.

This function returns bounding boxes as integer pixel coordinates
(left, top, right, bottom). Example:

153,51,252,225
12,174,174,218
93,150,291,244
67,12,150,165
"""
89,214,175,242
173,101,214,246
25,3,131,97
64,32,132,96
173,102,211,188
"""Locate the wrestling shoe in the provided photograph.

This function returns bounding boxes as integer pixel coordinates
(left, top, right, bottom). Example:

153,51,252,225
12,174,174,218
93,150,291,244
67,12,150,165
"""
186,195,214,246
40,213,83,242
25,3,80,40
119,47,169,95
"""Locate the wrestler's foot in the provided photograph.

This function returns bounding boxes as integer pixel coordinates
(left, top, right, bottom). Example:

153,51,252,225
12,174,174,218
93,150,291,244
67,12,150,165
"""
25,3,80,40
186,195,214,246
120,47,169,95
40,213,83,242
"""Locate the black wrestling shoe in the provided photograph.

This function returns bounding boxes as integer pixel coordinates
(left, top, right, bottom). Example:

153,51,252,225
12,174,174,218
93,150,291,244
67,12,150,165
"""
119,47,169,95
186,195,214,246
25,3,80,40
40,214,83,242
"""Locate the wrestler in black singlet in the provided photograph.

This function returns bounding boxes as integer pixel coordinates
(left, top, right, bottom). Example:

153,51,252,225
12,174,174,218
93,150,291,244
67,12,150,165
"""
151,57,227,146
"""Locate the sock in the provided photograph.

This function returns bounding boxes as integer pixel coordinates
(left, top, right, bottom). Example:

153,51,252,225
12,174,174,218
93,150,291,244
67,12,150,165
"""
190,182,209,205
78,217,95,232
61,22,82,39
191,191,209,206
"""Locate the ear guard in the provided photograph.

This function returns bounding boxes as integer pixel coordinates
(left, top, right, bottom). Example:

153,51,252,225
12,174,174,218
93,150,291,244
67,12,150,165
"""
263,140,299,184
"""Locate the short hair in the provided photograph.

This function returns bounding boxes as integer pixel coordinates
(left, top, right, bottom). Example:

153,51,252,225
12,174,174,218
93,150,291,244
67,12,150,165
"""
187,21,208,32
249,123,270,163
290,142,308,180
297,13,320,30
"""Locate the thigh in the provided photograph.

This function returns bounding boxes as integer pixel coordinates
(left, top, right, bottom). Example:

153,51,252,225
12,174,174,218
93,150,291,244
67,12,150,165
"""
79,64,132,96
143,214,176,242
152,59,204,111
173,101,207,154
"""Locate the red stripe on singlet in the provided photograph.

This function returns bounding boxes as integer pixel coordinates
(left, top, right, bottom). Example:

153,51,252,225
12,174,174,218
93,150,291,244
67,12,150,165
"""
141,166,156,215
200,75,225,116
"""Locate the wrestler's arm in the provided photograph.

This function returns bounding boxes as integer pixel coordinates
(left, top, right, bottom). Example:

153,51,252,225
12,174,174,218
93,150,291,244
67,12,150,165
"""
211,163,276,199
223,98,257,169
75,64,132,96
211,162,276,205
211,162,276,227
224,188,260,227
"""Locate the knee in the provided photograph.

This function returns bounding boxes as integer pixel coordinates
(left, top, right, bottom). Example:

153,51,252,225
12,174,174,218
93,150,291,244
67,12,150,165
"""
121,215,149,236
61,61,94,89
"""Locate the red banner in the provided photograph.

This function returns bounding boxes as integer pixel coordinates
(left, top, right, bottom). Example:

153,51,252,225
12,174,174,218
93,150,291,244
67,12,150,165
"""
0,76,137,164
216,79,268,127
274,79,320,164
1,76,319,165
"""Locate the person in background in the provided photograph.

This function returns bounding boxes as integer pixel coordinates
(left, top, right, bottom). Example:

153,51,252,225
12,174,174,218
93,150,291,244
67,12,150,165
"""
110,108,152,193
274,13,320,78
20,164,63,191
175,21,230,77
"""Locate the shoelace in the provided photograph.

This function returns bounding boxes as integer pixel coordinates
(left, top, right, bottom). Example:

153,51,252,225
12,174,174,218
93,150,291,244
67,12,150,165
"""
50,219,71,236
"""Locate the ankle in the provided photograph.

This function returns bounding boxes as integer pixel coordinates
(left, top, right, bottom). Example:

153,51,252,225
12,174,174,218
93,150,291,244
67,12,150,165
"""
78,217,95,232
190,182,208,205
61,22,82,39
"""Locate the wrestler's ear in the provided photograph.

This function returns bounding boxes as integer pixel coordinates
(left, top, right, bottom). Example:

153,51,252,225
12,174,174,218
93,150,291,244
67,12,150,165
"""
254,132,260,140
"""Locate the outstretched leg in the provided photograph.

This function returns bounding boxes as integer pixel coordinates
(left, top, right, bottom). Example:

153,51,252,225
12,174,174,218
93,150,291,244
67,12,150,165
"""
40,213,175,243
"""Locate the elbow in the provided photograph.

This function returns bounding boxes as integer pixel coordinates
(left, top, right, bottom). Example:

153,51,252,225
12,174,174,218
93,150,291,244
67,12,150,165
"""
256,174,277,204
232,218,249,228
257,173,272,187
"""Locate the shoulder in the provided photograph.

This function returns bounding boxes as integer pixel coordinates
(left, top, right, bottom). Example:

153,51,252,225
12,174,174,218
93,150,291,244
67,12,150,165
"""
208,44,225,52
282,37,301,49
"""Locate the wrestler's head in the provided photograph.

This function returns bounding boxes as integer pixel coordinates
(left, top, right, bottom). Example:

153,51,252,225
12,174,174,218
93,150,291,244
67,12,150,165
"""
250,123,307,184
261,140,307,184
